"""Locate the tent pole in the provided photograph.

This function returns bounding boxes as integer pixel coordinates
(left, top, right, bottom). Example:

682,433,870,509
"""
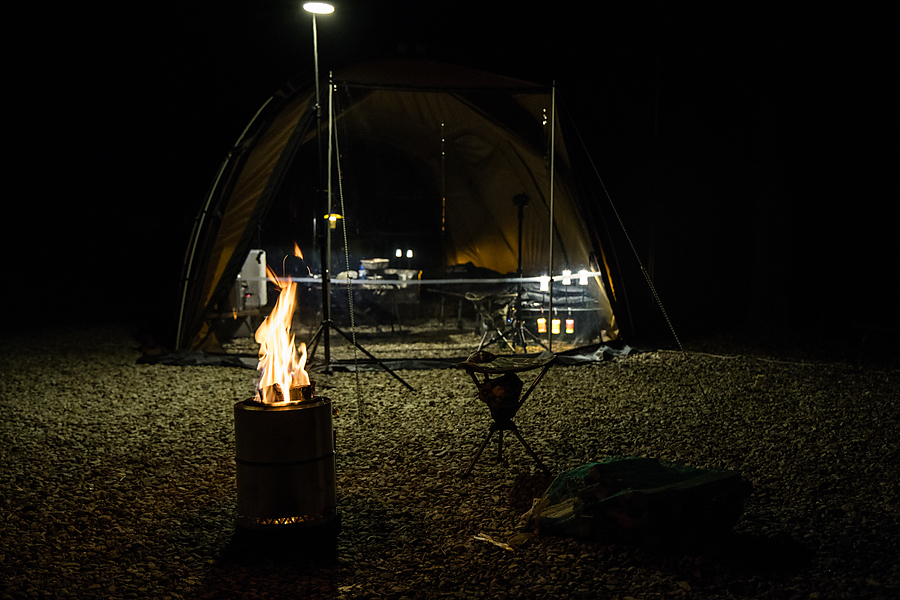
547,82,556,352
175,162,224,350
441,122,446,236
176,95,275,351
325,68,335,367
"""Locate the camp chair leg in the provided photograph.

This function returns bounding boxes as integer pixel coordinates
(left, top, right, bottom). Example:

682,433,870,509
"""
461,421,550,478
460,423,499,478
508,424,551,476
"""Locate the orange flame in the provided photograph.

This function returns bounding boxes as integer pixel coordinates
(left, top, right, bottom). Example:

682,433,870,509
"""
254,264,310,403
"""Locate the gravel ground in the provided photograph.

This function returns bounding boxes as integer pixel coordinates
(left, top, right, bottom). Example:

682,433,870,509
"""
1,324,898,599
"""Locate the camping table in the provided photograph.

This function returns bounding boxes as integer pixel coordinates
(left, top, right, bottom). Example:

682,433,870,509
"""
456,350,556,477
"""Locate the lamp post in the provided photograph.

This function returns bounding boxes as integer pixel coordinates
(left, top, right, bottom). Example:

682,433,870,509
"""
299,3,413,392
303,2,335,367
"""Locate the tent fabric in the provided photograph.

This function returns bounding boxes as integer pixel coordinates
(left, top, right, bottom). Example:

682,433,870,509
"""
329,82,586,276
176,58,620,351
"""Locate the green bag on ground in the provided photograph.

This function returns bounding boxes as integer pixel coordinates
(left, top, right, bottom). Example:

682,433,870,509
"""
527,456,753,544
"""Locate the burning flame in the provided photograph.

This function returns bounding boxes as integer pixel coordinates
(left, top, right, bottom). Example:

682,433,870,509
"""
255,264,310,404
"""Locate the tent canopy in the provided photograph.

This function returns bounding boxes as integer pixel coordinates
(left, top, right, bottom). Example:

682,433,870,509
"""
177,58,620,351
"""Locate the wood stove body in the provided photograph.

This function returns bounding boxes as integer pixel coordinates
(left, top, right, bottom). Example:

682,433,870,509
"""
234,390,338,532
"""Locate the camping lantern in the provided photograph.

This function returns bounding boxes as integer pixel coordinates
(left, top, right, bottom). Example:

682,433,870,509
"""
579,270,589,285
325,213,342,229
234,385,339,533
551,319,561,335
562,270,572,285
537,317,547,334
566,318,575,334
540,276,550,292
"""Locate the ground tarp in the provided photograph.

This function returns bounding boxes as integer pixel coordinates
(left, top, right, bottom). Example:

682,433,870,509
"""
137,342,636,370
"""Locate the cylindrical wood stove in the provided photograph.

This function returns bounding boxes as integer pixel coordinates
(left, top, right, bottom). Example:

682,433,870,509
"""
234,386,338,533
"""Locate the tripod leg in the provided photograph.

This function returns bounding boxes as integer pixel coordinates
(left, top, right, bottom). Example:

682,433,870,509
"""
461,425,497,478
307,323,326,359
513,322,527,353
523,326,549,350
495,328,515,352
477,328,492,351
509,425,552,476
329,323,415,392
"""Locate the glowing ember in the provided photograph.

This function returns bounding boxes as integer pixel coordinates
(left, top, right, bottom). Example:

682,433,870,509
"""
254,264,310,404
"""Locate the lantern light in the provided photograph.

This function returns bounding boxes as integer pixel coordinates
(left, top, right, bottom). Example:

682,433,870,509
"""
565,318,575,334
539,276,550,292
395,248,402,258
324,213,341,229
551,319,561,335
406,249,413,259
537,317,547,334
303,2,335,14
579,269,589,285
562,269,572,285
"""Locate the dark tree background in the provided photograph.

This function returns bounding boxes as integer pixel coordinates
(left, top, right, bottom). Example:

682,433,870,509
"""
9,1,894,346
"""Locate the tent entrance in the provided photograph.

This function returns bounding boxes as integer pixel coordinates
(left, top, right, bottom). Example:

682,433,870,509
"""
177,59,619,355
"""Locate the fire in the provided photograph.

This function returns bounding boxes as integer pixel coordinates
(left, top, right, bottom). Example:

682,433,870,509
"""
254,264,310,404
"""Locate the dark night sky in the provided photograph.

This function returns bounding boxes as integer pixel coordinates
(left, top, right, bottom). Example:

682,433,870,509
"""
10,1,894,343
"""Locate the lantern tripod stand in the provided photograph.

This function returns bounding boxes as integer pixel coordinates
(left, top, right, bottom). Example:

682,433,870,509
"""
477,194,548,353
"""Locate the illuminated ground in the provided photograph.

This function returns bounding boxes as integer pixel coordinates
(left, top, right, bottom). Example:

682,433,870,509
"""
1,326,898,599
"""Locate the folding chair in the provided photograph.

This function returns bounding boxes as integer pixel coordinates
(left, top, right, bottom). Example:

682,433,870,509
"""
456,350,555,477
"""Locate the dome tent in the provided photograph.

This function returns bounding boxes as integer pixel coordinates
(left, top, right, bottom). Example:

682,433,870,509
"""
176,57,621,353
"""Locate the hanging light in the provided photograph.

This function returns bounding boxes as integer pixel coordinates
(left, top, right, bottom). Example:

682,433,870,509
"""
565,318,575,334
537,317,547,334
395,248,402,258
539,276,550,292
551,319,561,335
579,269,589,285
303,2,335,14
562,269,572,285
406,249,413,259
